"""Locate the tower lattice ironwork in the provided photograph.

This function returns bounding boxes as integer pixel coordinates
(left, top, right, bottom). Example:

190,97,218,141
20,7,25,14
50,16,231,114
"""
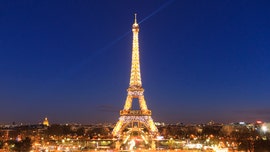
112,14,158,138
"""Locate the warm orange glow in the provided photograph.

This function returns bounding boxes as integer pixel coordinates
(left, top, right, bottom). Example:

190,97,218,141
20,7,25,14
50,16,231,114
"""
43,117,49,126
112,14,158,138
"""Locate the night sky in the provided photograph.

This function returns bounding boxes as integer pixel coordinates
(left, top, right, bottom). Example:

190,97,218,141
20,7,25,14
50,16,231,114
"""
1,0,270,124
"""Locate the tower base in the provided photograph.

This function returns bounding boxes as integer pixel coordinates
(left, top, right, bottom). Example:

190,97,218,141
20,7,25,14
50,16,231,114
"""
112,115,158,150
113,115,158,137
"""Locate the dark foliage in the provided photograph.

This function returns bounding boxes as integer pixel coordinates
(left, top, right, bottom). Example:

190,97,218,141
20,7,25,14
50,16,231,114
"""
254,139,270,152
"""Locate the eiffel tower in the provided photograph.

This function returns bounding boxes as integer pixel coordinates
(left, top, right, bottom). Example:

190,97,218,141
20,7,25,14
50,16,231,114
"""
112,14,158,144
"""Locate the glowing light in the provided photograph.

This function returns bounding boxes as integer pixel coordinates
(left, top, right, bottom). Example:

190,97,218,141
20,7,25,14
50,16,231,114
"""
262,125,268,133
157,136,164,140
256,120,263,124
43,117,49,126
141,135,148,144
184,143,202,149
129,139,136,150
112,14,158,138
123,135,130,144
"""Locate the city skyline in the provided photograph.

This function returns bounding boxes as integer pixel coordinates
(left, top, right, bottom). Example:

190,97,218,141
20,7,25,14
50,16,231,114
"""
0,0,270,124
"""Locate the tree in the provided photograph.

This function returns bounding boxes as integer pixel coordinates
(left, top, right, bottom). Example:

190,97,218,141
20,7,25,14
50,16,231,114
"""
230,126,257,152
46,124,73,136
254,139,270,152
13,137,32,152
0,140,3,149
76,127,85,136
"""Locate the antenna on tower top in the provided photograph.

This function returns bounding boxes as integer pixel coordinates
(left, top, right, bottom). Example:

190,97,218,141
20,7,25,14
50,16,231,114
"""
134,13,137,24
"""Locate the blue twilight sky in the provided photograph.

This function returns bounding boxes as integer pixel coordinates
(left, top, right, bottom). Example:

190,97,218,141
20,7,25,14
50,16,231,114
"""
0,0,270,124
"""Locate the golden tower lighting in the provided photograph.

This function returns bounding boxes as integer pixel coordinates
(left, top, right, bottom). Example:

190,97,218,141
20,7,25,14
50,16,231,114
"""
112,14,158,139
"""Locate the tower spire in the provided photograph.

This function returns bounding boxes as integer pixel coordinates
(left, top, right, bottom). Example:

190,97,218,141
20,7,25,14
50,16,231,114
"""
134,13,137,24
130,13,141,87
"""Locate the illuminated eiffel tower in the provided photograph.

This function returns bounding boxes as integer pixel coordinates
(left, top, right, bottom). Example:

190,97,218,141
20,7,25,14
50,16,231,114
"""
112,14,158,142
